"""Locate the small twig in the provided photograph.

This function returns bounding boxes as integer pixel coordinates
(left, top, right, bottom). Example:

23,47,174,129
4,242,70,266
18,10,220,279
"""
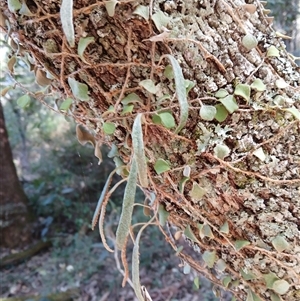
205,153,300,185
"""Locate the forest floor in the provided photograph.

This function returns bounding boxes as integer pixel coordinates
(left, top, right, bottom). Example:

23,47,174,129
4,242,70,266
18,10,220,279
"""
0,229,232,301
1,105,232,301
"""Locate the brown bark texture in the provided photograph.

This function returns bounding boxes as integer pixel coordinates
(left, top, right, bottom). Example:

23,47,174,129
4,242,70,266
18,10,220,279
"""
1,0,300,300
0,100,32,248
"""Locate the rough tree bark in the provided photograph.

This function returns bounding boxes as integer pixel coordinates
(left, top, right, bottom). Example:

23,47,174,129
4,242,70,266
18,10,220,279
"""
1,0,299,300
0,100,32,248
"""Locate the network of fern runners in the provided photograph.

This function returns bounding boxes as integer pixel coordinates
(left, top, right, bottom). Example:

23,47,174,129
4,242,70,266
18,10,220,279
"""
1,0,300,300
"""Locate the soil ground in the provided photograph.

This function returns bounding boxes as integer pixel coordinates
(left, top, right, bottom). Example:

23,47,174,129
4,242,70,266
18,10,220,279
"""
0,231,232,301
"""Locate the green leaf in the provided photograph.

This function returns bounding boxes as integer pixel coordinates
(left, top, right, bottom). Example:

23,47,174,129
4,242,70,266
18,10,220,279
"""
102,105,115,117
139,79,158,94
132,113,148,188
116,159,138,250
234,84,251,102
215,259,227,272
275,79,288,89
272,279,290,295
220,95,238,113
214,144,230,160
220,221,229,234
251,79,266,92
68,78,89,101
17,94,31,108
253,147,266,162
215,104,228,122
270,293,281,301
246,290,254,301
231,280,240,289
183,165,191,177
215,89,228,98
273,95,285,106
157,94,171,103
107,144,119,158
271,236,290,252
158,204,169,226
175,245,184,255
59,98,73,111
152,114,162,125
241,269,256,280
202,250,216,268
184,225,199,243
105,0,118,17
121,93,142,105
121,104,134,115
200,105,217,121
183,262,191,274
179,176,189,193
151,11,171,31
234,240,250,251
103,122,116,135
78,37,94,63
60,0,75,47
8,0,22,12
76,124,95,146
154,158,170,174
164,65,174,79
263,272,279,289
246,289,262,301
222,276,232,288
190,182,206,200
158,112,176,129
164,55,189,134
19,2,33,16
200,224,214,239
184,79,195,94
133,5,149,21
284,107,300,120
267,45,280,57
193,277,200,289
242,34,258,50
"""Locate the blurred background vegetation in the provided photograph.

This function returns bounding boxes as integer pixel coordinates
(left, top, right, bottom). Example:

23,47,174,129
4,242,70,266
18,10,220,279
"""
1,37,221,301
0,2,299,300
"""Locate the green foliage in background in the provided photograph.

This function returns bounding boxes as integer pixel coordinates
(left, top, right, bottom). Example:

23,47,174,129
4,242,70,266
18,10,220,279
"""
267,0,300,53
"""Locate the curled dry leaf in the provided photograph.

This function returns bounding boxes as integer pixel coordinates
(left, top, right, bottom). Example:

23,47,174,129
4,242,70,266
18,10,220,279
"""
35,69,52,86
91,169,116,230
132,216,156,301
94,140,102,165
76,124,96,146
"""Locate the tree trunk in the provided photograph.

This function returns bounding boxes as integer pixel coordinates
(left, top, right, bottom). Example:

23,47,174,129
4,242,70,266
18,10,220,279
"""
0,100,32,248
1,0,299,300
